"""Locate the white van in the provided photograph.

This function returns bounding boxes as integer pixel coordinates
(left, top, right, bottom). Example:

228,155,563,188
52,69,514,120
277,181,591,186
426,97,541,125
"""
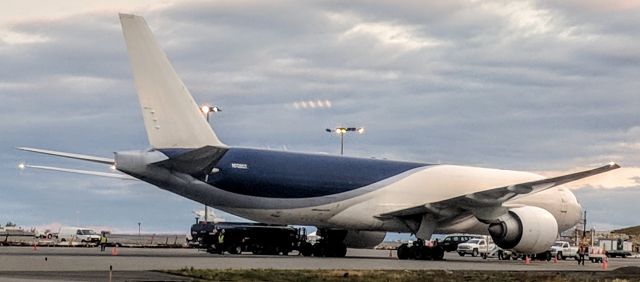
58,226,100,243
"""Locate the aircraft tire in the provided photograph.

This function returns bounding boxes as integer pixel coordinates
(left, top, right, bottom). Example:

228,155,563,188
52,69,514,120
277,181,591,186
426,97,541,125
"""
397,244,409,260
411,246,426,260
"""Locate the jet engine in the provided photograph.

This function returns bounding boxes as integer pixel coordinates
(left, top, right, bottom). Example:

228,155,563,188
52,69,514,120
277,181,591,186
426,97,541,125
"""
343,231,386,248
488,206,558,254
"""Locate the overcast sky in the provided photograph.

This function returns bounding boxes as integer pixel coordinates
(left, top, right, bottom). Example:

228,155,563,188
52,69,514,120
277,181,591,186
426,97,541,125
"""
2,0,639,234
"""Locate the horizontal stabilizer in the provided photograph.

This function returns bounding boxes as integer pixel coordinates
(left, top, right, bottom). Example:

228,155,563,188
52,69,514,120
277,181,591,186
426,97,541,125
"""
17,147,114,165
19,164,135,180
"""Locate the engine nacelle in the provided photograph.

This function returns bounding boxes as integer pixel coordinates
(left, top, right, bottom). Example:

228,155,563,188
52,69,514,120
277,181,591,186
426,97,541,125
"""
343,231,386,249
488,206,558,254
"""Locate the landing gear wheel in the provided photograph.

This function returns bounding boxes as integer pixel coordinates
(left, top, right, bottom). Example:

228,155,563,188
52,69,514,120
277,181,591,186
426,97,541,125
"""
397,244,409,260
411,246,423,260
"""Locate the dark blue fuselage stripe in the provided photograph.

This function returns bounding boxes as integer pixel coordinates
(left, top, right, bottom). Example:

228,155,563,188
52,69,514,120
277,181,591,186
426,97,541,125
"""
162,147,429,198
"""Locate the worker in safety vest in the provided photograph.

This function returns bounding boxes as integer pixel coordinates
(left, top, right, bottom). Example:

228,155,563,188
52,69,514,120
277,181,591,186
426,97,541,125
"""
217,229,225,254
99,232,108,252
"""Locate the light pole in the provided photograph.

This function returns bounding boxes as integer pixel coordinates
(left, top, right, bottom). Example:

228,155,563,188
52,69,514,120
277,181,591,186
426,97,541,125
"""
325,127,364,156
200,105,221,123
137,222,141,237
200,104,221,222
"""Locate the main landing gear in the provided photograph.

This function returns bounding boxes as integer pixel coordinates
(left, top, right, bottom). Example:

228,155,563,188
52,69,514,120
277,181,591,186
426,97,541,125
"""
396,239,445,261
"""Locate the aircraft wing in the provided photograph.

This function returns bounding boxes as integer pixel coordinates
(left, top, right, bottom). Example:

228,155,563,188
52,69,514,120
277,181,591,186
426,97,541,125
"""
378,162,620,220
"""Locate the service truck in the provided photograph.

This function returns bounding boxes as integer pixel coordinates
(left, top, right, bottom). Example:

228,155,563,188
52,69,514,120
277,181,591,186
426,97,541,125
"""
549,241,578,260
456,238,494,257
190,222,311,255
57,226,100,243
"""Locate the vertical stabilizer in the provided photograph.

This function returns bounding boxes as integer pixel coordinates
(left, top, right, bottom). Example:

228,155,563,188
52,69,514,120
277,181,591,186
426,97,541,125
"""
119,14,225,148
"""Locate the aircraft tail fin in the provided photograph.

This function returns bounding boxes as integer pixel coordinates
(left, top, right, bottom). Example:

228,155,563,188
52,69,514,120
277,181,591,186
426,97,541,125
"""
119,14,225,149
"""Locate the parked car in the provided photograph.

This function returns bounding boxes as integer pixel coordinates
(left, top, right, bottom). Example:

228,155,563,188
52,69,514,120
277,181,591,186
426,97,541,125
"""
457,238,494,257
441,234,479,252
34,229,57,239
549,241,578,260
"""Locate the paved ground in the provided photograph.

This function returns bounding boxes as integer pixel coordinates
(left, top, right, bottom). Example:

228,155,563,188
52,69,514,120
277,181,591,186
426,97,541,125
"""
0,247,637,281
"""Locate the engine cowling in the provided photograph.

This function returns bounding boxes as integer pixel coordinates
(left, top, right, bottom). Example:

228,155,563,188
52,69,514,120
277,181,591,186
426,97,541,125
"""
488,206,558,254
343,231,386,249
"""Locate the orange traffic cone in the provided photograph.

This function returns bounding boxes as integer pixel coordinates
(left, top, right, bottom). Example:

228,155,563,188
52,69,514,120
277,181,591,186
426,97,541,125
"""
525,255,531,264
32,242,38,251
553,255,557,263
602,258,608,270
111,245,118,256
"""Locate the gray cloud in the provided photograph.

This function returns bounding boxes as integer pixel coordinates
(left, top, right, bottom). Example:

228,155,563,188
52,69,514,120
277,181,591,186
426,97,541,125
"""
2,0,639,231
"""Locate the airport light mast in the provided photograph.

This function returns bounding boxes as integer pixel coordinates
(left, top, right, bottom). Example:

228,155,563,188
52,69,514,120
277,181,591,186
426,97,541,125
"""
325,127,364,156
200,105,222,122
200,104,222,223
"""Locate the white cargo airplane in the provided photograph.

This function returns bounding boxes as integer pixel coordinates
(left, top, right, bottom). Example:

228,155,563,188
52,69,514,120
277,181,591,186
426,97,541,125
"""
19,14,619,258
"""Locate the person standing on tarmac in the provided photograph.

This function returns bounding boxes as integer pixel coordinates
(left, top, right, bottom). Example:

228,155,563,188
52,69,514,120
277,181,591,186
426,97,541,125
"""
217,229,225,254
577,245,586,265
99,232,108,252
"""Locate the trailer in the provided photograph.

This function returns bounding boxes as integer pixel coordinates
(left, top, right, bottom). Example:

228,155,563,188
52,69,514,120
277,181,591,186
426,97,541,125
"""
600,239,633,258
189,222,312,255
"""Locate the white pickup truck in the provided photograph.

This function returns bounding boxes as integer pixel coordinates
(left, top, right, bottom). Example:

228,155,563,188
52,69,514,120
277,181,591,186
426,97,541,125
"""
549,241,578,260
457,238,494,257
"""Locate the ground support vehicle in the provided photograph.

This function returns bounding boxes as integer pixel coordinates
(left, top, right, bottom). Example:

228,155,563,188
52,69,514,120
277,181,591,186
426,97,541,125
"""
601,239,632,258
190,222,310,255
440,234,479,252
57,227,100,243
495,248,517,260
456,238,494,257
549,241,578,260
397,239,445,260
531,251,553,261
588,246,607,263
